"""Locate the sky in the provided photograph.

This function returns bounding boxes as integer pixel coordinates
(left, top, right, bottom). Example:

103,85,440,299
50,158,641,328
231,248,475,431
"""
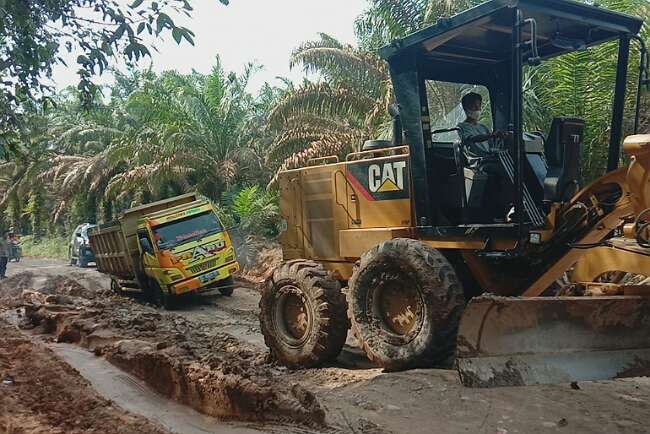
51,0,369,93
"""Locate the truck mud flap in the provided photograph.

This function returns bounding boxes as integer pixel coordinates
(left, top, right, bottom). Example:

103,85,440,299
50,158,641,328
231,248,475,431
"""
456,295,650,387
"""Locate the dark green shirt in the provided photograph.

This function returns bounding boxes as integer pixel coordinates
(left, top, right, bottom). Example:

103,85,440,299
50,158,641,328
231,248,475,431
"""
458,121,491,169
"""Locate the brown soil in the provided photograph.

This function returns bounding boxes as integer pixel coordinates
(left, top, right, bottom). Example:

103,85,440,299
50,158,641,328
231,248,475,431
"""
16,273,326,427
240,242,282,284
0,271,35,300
3,259,650,434
0,321,167,434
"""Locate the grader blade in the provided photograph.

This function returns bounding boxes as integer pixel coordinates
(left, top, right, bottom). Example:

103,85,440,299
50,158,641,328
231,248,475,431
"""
456,295,650,387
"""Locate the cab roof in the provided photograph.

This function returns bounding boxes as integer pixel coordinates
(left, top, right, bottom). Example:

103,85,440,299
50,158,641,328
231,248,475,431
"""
379,0,643,64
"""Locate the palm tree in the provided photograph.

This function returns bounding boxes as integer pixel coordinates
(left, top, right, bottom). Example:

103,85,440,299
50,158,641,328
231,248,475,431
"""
101,60,264,203
266,34,390,178
266,2,488,180
525,0,650,180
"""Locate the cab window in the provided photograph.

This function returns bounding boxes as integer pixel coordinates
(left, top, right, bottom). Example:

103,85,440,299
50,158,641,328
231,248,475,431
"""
425,81,492,146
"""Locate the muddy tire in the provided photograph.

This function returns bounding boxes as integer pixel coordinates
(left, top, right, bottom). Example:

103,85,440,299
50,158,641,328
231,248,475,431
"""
217,276,235,296
148,279,177,310
110,278,126,296
259,260,349,368
348,238,464,370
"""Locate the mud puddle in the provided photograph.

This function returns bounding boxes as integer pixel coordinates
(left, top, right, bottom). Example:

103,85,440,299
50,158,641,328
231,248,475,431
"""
50,343,266,434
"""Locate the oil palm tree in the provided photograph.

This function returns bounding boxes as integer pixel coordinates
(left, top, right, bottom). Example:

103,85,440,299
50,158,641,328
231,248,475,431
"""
266,34,390,177
266,2,488,179
104,60,263,202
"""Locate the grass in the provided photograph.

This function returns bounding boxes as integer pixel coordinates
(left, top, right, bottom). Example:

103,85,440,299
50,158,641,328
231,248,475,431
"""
20,235,69,260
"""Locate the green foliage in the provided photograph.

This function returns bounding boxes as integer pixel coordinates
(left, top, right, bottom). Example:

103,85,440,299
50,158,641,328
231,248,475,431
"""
23,188,45,240
0,0,229,161
0,59,279,239
20,235,69,260
354,0,483,51
220,186,280,238
0,0,228,115
267,34,388,179
524,0,650,179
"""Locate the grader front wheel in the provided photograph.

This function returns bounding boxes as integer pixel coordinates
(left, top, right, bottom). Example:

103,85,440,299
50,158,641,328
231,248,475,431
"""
348,239,465,370
259,260,349,368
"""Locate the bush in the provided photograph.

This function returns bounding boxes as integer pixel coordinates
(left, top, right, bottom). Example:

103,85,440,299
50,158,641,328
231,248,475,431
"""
21,235,69,260
220,185,281,238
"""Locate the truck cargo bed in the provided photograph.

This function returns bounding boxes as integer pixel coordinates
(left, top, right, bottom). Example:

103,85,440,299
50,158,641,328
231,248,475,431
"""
89,223,135,280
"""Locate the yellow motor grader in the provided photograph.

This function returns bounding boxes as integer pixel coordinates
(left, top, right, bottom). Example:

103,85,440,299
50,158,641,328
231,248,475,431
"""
259,0,650,386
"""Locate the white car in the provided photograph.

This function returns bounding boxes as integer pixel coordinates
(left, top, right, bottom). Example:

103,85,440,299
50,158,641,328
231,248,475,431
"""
69,223,97,267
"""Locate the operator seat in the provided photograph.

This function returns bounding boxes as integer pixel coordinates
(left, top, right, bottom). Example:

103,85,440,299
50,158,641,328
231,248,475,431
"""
544,117,585,202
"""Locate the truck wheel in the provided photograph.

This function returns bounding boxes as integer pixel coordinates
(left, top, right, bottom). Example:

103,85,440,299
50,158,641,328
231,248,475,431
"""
348,238,465,370
259,260,348,368
148,279,177,310
69,249,77,266
217,276,235,296
110,278,126,296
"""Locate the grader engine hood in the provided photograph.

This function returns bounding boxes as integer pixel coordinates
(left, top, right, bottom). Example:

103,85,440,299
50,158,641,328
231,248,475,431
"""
346,158,410,201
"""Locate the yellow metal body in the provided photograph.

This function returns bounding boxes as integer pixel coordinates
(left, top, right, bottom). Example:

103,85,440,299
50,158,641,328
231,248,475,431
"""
279,147,413,280
139,202,239,295
279,136,649,290
568,134,650,286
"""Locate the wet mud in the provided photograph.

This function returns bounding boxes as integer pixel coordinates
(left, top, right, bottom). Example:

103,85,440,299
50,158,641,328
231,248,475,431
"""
5,271,326,428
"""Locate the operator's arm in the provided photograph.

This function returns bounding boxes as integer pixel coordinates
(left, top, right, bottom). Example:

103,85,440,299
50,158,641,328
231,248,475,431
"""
458,123,493,158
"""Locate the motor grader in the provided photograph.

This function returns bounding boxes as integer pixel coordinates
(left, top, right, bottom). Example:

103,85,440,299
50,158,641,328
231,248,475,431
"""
260,0,650,387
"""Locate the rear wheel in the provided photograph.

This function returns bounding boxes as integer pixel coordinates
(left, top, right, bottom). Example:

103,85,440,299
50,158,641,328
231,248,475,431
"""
69,248,77,266
259,260,348,368
217,276,235,296
348,238,464,370
110,278,126,296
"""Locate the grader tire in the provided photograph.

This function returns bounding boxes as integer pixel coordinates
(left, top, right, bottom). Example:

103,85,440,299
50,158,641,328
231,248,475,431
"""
348,238,465,370
259,260,348,368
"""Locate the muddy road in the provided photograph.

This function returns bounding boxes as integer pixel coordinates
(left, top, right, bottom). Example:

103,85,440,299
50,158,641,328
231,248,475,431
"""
2,258,650,434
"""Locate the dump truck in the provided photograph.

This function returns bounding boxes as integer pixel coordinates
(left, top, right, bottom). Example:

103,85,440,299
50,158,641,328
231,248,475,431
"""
259,0,650,387
89,193,240,308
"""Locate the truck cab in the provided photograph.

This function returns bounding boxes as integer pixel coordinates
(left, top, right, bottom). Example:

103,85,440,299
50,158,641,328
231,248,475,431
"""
90,192,240,308
136,200,239,298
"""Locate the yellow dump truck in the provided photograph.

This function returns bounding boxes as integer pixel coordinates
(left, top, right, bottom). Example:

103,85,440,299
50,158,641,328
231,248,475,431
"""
89,193,239,308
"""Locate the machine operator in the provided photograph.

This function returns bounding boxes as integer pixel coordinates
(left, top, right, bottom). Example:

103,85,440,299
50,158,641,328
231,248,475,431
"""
457,92,508,220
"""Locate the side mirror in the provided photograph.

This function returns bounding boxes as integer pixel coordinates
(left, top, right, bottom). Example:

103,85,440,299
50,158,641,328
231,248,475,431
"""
75,232,82,237
139,237,153,255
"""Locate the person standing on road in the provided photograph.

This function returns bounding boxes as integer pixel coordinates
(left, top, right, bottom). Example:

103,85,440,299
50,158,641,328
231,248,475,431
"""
0,231,9,279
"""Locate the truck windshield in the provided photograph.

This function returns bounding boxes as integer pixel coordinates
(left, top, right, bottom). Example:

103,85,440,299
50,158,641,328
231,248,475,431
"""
152,211,223,248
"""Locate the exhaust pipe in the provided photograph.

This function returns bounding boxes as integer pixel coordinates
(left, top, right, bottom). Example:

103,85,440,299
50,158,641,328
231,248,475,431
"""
389,104,402,146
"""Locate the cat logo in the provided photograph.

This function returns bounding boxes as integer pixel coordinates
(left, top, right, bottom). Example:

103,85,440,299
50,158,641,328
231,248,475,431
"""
368,161,407,193
346,158,410,201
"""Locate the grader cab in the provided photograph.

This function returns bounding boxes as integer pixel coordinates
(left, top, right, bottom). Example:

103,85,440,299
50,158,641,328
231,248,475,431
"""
260,0,650,386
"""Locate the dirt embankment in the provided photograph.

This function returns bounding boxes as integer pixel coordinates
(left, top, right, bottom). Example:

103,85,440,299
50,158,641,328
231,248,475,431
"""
1,272,326,428
239,241,282,284
0,321,167,434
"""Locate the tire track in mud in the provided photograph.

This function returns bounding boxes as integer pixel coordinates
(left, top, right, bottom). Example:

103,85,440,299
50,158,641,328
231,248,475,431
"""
1,271,328,430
